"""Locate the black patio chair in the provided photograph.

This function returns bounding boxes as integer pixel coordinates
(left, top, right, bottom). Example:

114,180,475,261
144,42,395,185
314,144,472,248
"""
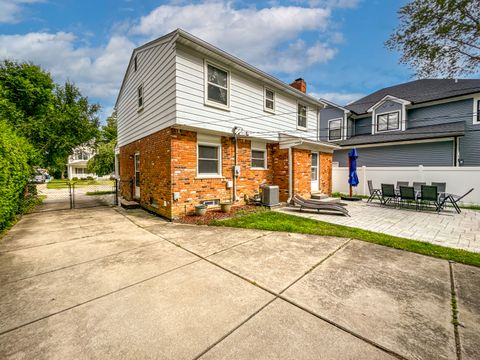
413,182,426,194
396,181,409,189
399,186,417,210
419,185,440,212
381,184,397,206
431,182,447,209
367,180,381,203
441,188,474,214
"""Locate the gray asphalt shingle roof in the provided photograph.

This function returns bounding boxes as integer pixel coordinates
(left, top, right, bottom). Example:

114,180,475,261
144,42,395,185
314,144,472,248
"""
346,79,480,115
336,121,465,146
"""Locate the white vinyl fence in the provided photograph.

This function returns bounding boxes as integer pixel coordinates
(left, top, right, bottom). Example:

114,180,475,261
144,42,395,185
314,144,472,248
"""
332,166,480,205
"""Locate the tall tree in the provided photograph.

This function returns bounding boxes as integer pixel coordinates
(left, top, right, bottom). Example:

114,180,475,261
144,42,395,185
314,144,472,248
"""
0,60,100,170
386,0,480,77
87,111,117,177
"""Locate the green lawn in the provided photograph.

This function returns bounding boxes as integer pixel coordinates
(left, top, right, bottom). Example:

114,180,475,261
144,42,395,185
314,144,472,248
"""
211,210,480,267
86,190,115,196
47,179,114,189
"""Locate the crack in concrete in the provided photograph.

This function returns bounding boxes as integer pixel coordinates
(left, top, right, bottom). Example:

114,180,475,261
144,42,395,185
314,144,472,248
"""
449,261,462,360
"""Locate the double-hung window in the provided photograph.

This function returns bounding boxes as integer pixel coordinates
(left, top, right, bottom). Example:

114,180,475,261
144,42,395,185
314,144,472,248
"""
297,103,307,129
205,62,229,108
328,119,342,141
475,99,480,124
376,111,399,132
251,149,266,169
137,85,144,109
264,88,275,113
198,144,221,176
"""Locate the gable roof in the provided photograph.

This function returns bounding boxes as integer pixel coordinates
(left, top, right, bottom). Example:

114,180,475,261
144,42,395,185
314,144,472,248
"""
115,29,327,109
346,79,480,115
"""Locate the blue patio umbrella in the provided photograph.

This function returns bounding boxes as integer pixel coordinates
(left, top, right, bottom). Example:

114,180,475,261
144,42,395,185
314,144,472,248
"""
348,148,359,197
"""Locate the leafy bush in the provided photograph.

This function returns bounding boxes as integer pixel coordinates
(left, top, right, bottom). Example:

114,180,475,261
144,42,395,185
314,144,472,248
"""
0,120,36,231
85,176,94,180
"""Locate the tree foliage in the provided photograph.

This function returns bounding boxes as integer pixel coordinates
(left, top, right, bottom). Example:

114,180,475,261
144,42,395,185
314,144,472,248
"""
386,0,480,77
0,120,37,231
0,60,100,170
87,111,117,177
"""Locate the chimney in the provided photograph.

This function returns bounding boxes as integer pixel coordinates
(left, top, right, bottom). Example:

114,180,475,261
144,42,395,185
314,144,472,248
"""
290,78,306,93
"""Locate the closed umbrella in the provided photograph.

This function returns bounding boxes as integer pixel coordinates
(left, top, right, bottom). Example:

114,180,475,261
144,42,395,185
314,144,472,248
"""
348,148,359,198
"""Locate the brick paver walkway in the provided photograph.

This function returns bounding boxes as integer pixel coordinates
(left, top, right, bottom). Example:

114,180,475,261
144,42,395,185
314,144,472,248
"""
279,201,480,252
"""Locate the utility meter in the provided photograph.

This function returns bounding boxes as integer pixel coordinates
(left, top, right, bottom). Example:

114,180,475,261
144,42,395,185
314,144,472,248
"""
233,165,241,177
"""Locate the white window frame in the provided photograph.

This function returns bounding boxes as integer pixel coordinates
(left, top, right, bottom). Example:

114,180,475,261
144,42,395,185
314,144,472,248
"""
134,55,138,72
297,102,308,130
375,111,400,133
328,118,343,141
251,148,267,170
473,96,480,124
197,142,222,178
137,84,144,111
263,87,275,114
204,60,230,110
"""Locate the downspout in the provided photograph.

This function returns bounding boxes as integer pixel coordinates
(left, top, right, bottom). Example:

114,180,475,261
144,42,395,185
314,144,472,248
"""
288,147,293,203
233,133,237,202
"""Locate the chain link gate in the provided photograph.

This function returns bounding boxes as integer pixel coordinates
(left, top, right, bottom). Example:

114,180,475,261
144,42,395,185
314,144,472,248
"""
33,179,118,212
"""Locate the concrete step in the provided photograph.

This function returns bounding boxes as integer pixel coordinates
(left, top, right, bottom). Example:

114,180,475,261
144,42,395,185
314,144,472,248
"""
120,199,140,209
311,193,328,200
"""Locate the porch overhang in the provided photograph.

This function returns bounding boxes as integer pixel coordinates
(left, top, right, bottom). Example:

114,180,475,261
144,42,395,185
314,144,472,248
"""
279,134,339,153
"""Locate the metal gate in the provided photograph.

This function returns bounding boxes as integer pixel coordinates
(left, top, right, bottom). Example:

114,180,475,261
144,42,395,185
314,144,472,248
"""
33,179,118,212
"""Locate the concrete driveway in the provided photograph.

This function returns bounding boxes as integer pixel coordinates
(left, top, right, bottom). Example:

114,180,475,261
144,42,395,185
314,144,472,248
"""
0,207,479,359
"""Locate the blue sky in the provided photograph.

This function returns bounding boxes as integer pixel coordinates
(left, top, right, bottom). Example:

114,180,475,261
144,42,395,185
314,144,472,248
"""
0,0,412,119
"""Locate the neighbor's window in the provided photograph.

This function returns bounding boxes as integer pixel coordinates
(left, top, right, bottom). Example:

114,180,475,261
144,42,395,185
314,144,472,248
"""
297,103,307,129
198,144,221,175
328,119,342,141
206,63,229,107
264,88,275,112
477,99,480,123
137,85,143,109
251,149,266,169
377,112,399,132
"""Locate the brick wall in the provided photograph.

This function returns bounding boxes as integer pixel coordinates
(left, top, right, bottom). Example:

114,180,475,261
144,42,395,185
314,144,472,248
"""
119,127,172,218
120,127,333,219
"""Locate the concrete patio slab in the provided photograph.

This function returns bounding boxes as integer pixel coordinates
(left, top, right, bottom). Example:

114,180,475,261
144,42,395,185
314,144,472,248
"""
278,201,480,252
0,241,198,333
0,260,273,360
0,223,159,284
283,240,456,360
208,232,347,293
201,298,394,360
146,223,271,257
116,207,169,228
454,263,480,360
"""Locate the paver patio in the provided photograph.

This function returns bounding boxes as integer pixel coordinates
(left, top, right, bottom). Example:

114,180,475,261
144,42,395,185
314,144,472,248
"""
0,206,479,359
278,201,480,252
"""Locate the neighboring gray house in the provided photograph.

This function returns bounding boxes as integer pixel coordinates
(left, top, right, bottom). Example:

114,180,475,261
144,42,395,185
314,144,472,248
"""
320,79,480,167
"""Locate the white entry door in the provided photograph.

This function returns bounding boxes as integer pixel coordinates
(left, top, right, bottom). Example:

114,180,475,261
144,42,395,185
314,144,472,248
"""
134,153,140,199
311,152,319,192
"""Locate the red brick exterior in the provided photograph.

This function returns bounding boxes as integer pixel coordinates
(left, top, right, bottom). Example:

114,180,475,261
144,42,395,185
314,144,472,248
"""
319,153,333,194
119,127,332,219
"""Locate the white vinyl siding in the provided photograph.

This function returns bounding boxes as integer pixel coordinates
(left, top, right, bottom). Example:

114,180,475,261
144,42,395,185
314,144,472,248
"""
175,45,319,142
116,40,176,147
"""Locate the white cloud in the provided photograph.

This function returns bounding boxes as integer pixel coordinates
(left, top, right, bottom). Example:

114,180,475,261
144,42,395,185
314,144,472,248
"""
310,91,364,105
0,0,43,23
0,32,135,101
130,2,336,73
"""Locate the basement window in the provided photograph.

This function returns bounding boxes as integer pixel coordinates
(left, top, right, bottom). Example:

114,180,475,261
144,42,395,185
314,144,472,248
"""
202,199,220,207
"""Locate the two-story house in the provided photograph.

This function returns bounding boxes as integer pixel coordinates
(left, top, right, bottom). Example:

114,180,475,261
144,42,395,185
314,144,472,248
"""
116,29,337,219
319,79,480,167
67,145,97,179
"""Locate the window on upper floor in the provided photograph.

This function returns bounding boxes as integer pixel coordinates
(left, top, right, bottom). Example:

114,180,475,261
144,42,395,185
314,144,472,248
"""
328,119,342,141
475,99,480,124
297,103,307,129
137,85,144,109
264,88,275,113
73,150,89,161
134,55,138,72
198,144,221,176
376,111,399,132
205,62,229,109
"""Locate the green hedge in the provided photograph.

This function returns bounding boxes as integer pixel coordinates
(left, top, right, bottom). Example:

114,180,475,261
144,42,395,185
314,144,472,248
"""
0,120,36,231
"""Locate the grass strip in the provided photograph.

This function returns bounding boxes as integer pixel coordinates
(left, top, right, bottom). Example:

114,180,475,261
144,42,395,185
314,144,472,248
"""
210,210,480,267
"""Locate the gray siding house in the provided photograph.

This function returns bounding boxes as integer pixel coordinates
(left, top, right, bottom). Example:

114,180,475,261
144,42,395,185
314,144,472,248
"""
319,79,480,167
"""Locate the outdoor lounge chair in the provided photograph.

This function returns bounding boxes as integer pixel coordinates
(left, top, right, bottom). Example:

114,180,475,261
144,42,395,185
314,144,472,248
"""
441,188,474,214
367,180,381,203
419,185,440,212
381,184,397,206
292,194,349,216
399,186,417,209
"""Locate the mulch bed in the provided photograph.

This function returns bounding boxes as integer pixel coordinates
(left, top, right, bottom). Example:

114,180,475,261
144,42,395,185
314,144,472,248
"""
175,204,258,225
